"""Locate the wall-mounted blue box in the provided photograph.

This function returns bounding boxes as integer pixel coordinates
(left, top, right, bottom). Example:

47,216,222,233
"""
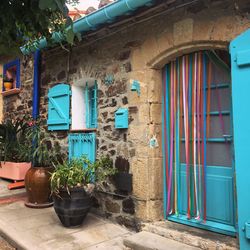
245,222,250,239
115,108,128,129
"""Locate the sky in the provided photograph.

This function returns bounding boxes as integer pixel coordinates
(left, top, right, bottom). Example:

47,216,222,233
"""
67,0,100,10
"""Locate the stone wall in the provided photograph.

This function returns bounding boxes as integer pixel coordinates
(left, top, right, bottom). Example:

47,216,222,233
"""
0,64,3,122
3,55,34,120
2,0,250,229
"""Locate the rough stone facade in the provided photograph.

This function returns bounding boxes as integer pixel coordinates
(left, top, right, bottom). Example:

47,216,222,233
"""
3,56,34,120
2,0,250,229
0,64,3,122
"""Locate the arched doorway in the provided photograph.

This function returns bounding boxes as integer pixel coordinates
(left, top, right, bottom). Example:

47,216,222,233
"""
161,50,236,235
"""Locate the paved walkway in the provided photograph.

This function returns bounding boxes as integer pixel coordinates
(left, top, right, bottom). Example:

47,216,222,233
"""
0,179,25,198
0,178,132,250
0,200,132,250
0,179,203,250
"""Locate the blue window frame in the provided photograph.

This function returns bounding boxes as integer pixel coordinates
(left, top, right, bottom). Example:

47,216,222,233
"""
3,59,21,91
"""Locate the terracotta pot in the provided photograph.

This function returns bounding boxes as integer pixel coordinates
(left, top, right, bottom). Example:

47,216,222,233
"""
4,81,13,91
24,166,54,208
0,162,31,181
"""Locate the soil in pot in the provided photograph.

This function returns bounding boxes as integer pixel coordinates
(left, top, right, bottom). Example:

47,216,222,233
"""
25,166,54,208
53,187,92,227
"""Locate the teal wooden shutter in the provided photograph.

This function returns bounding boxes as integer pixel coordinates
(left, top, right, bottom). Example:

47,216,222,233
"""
47,84,71,131
230,29,250,250
85,83,89,128
89,81,98,128
68,133,96,163
84,81,98,128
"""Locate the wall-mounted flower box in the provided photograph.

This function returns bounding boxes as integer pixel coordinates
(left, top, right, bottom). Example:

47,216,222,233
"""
0,162,31,181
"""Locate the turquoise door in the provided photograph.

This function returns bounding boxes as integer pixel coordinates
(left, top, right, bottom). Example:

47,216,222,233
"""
230,29,250,250
162,50,236,235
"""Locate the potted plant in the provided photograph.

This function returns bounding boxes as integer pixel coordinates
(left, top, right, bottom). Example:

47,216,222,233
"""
0,118,31,181
51,155,115,227
3,75,13,91
24,119,62,208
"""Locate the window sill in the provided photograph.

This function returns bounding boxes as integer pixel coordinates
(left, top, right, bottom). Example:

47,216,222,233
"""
1,88,20,97
70,128,97,133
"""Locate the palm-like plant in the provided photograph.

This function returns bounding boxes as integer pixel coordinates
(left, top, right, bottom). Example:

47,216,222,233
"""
24,119,62,167
0,117,31,162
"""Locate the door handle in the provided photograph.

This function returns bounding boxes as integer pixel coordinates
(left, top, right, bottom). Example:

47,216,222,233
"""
223,135,232,142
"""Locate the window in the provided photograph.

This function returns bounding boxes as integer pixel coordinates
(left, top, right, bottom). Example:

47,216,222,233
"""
47,80,98,131
71,80,98,130
2,59,21,96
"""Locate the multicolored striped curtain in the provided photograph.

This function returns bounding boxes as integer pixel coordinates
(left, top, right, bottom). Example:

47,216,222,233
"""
162,51,212,221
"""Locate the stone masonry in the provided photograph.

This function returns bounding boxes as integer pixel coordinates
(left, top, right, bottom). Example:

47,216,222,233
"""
2,0,250,229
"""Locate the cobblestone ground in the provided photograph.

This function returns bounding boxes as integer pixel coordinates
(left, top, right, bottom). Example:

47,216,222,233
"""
0,236,15,250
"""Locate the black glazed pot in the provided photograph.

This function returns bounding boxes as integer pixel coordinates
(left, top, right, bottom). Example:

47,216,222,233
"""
53,187,92,227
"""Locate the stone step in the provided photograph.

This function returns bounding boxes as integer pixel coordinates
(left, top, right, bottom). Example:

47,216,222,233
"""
142,220,239,250
123,231,199,250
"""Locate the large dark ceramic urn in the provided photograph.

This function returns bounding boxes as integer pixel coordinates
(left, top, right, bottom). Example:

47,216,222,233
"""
53,187,92,227
25,167,54,208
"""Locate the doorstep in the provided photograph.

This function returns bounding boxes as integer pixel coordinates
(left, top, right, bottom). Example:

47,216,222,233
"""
142,220,239,250
124,231,200,250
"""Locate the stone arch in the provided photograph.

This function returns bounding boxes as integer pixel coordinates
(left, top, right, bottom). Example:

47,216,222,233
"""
147,41,228,70
135,41,231,221
129,14,250,221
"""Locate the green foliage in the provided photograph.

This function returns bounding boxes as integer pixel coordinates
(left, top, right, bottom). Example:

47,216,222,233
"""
94,155,116,183
51,155,116,194
0,0,79,55
0,117,31,162
24,119,63,167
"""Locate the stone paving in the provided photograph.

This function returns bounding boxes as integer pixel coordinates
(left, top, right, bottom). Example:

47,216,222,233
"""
0,178,204,250
0,179,25,198
0,178,132,249
0,200,132,250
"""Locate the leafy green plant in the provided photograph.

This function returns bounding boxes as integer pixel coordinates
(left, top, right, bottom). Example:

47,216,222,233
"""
94,155,116,183
51,155,116,195
0,0,80,55
0,117,31,162
24,119,63,167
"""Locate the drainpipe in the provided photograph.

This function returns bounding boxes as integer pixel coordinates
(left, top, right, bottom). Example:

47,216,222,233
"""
20,0,154,55
32,50,40,119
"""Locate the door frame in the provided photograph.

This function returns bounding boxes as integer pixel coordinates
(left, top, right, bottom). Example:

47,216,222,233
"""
161,49,237,236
